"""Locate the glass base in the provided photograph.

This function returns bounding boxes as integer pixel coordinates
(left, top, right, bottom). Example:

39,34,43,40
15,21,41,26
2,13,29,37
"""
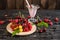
28,18,37,23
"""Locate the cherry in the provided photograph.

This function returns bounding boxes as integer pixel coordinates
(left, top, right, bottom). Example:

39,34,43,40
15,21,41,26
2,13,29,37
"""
48,19,51,22
10,24,18,31
0,20,5,25
19,18,23,22
35,21,38,24
39,29,43,33
9,19,13,22
48,21,53,26
22,23,27,27
23,27,29,32
24,19,28,23
43,28,47,32
54,17,59,22
14,19,18,23
27,23,32,30
44,18,49,23
10,24,15,30
27,16,31,19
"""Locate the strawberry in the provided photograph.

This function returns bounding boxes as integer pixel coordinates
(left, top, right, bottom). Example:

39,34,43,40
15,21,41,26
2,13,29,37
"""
14,19,18,23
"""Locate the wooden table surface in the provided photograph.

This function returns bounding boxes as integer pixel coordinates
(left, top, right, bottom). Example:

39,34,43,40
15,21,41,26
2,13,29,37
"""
0,10,60,40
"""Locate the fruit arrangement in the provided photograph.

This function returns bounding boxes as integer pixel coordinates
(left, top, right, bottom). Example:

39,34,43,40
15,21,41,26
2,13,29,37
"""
34,16,54,33
35,16,59,33
9,18,33,36
6,11,60,36
6,12,37,36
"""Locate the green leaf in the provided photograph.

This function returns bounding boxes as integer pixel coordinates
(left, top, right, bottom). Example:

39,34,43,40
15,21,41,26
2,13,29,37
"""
37,21,48,28
37,22,43,27
12,29,20,36
44,23,48,28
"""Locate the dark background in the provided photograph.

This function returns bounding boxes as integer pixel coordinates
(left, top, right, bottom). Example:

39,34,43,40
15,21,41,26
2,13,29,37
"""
0,0,60,10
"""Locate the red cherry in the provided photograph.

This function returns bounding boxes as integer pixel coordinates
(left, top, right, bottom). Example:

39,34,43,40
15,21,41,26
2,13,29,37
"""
39,29,43,33
54,17,59,22
43,28,47,32
48,20,51,22
24,19,28,23
48,21,53,26
22,23,27,27
23,27,29,32
19,18,23,22
10,25,15,30
27,16,31,19
28,23,32,30
14,19,18,23
9,19,13,22
35,21,38,24
44,18,49,23
0,21,5,25
10,24,18,31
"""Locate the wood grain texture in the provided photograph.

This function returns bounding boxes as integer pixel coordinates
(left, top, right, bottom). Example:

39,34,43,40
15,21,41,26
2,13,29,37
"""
0,0,7,10
0,0,60,10
16,0,24,9
7,0,16,9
